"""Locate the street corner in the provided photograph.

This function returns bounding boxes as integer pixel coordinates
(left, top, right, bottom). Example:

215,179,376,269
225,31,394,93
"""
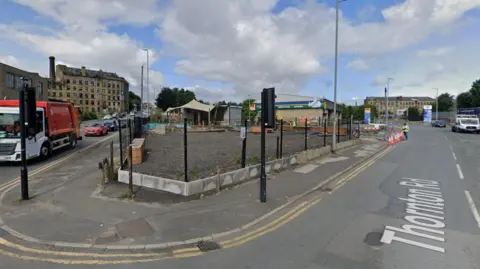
0,228,175,265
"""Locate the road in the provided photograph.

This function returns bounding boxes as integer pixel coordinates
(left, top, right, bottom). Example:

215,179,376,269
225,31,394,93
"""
2,124,480,268
0,120,117,186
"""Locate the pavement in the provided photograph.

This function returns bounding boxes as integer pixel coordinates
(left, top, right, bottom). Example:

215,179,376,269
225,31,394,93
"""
0,136,381,247
0,119,117,185
2,123,480,268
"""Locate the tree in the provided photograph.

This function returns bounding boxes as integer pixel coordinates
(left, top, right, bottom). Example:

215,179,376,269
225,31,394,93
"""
128,91,141,111
407,106,420,117
431,93,454,112
155,87,196,111
351,104,377,122
457,92,473,109
241,99,257,123
470,79,480,106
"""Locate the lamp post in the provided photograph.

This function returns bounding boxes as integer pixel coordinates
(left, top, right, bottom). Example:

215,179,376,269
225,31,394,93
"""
332,0,346,152
143,48,149,113
433,88,439,120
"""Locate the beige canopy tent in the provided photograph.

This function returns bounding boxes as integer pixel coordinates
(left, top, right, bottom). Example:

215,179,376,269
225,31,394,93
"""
165,100,215,124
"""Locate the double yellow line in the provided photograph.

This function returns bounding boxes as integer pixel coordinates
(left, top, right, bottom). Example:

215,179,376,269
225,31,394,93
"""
329,145,393,193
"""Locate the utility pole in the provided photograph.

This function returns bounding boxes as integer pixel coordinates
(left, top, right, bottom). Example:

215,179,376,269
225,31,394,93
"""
433,88,439,120
332,0,343,153
140,65,144,112
143,49,149,113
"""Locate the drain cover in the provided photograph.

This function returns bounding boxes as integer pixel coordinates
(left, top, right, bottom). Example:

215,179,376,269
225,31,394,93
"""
197,240,222,252
364,231,384,246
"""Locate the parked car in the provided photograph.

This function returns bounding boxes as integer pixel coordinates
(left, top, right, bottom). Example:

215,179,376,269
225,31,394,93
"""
103,120,118,132
432,120,447,128
103,114,113,120
84,123,108,136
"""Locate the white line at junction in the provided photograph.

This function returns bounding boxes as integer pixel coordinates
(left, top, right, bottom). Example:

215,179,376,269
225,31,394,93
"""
452,152,457,161
464,191,480,228
456,164,464,180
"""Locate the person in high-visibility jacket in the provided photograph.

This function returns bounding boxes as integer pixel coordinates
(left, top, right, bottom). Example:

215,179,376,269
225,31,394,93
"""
402,123,409,140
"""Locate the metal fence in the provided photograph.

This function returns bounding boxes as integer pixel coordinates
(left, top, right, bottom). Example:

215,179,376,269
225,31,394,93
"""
118,117,145,169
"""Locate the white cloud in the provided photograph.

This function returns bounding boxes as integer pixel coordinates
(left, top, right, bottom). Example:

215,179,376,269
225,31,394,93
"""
0,0,165,99
346,59,370,71
357,3,376,21
0,55,21,67
158,0,480,99
417,47,452,57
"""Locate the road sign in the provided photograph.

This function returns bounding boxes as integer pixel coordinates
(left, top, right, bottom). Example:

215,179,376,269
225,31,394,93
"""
240,127,246,139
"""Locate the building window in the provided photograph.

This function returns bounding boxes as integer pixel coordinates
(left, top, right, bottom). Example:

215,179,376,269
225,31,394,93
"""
90,81,94,86
67,85,70,90
73,86,76,91
91,89,94,93
79,100,83,105
91,94,94,99
72,79,76,84
79,80,83,85
97,82,100,86
91,101,95,105
67,93,70,97
109,102,111,106
108,83,111,88
66,79,70,84
79,93,83,98
59,92,63,97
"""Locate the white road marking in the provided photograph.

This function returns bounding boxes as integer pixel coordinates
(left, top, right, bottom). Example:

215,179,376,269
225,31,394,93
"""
449,145,453,151
456,164,464,180
452,152,457,161
444,136,448,141
464,191,480,228
382,178,446,253
294,164,318,174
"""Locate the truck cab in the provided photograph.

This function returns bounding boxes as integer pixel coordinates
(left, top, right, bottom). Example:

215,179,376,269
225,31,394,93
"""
0,100,81,161
0,106,49,161
452,115,480,133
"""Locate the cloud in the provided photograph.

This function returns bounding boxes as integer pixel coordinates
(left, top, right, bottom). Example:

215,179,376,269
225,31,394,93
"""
1,0,165,99
370,76,388,87
357,3,376,21
0,55,21,67
417,47,452,57
346,59,370,71
158,0,480,99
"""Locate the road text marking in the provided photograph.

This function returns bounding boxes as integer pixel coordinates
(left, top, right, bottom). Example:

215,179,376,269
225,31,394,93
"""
456,164,464,180
464,191,480,228
381,177,446,253
294,164,319,174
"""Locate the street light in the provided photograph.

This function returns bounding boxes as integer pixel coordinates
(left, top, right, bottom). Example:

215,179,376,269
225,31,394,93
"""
143,48,149,113
332,0,346,152
433,88,439,120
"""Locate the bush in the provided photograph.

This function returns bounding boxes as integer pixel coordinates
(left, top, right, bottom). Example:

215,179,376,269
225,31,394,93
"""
81,111,98,121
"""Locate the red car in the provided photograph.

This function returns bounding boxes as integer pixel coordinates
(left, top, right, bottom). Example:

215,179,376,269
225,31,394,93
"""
84,123,108,137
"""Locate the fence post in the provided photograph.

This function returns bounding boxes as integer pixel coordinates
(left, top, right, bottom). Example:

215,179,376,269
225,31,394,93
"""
128,145,133,198
324,118,327,147
118,121,123,169
276,136,280,159
304,118,308,151
110,140,114,181
358,121,361,138
280,120,283,158
241,119,247,168
184,118,188,182
337,119,340,143
129,119,133,144
349,117,352,140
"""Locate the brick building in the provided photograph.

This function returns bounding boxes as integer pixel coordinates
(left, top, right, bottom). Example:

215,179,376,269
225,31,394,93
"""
48,64,129,113
364,96,435,115
0,62,48,101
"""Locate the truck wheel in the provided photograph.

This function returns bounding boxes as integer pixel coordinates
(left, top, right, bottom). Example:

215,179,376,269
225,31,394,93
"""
40,143,50,160
69,135,77,149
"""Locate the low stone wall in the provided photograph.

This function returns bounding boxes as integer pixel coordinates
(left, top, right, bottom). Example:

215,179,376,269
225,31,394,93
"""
118,139,360,196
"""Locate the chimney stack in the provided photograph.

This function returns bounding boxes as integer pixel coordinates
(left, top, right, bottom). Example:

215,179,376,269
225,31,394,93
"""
81,66,86,76
49,56,56,89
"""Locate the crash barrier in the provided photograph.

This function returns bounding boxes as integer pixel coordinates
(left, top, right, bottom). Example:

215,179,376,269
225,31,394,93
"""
388,131,404,145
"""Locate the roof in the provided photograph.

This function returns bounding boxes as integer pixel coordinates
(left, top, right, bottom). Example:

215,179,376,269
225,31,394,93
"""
365,96,435,101
165,99,215,113
0,62,47,79
56,64,127,82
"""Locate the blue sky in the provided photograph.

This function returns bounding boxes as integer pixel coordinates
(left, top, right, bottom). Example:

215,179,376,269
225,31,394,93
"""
1,0,480,105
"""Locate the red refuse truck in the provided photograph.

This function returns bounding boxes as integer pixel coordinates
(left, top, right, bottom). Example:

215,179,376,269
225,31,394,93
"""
0,100,81,161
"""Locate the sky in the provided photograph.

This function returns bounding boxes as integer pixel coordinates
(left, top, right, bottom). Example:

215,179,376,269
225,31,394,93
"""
0,0,479,106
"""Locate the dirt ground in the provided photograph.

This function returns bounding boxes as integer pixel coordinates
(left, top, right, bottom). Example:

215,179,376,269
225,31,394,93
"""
134,130,352,181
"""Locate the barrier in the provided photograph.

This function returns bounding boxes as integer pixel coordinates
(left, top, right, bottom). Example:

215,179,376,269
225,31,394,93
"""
388,131,404,145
